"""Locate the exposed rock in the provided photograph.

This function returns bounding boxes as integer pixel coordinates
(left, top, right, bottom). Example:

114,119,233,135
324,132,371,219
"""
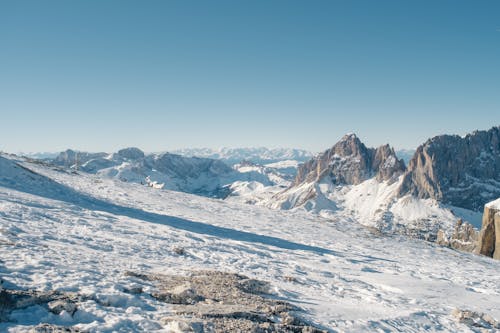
398,126,500,212
477,200,500,259
271,134,405,210
47,299,77,315
30,324,81,333
0,287,80,323
129,270,326,332
451,308,500,332
294,134,405,187
437,219,478,252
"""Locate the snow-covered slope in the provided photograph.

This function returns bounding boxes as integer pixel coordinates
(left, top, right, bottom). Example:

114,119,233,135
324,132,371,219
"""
266,174,479,240
1,154,500,332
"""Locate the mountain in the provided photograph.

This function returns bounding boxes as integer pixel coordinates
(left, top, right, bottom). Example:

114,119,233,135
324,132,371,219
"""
264,133,483,240
49,148,276,198
398,126,500,211
293,133,405,186
170,147,313,165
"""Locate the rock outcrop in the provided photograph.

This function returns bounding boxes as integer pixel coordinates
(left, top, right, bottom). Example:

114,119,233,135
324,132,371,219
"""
398,126,500,211
126,270,326,332
294,133,405,186
437,219,478,252
477,199,500,259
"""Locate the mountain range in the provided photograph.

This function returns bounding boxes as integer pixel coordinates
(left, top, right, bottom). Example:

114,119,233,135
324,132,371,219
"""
21,126,500,245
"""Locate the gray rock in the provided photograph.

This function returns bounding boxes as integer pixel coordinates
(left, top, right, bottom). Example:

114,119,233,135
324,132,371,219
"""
398,126,500,212
437,219,478,252
47,299,77,315
294,133,405,186
477,204,500,259
132,270,326,333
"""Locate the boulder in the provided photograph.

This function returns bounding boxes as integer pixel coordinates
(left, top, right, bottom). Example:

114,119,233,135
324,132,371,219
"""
477,199,500,259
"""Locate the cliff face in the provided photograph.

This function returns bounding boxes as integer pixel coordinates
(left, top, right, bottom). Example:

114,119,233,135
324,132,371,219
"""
398,126,500,211
477,199,500,259
294,134,405,186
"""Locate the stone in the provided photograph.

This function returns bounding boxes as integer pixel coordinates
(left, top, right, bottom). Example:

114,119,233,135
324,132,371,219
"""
437,219,478,253
477,203,500,259
48,300,77,315
398,126,500,212
294,134,405,187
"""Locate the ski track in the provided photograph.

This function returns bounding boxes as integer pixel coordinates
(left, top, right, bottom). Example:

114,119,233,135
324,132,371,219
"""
0,159,499,332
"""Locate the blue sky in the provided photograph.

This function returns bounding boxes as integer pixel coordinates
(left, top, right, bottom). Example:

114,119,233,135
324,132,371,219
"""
1,0,499,153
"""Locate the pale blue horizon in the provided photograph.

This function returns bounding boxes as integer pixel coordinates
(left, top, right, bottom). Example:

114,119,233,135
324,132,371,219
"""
1,1,499,153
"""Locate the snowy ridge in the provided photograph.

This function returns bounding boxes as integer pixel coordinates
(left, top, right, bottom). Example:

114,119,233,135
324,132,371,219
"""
49,148,282,199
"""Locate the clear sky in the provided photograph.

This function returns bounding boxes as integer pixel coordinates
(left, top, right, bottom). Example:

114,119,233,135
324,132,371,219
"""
1,0,499,153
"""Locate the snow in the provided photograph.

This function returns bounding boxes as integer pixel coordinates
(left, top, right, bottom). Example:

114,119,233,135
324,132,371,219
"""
1,154,500,332
265,174,480,239
486,198,500,210
264,160,300,169
169,147,313,165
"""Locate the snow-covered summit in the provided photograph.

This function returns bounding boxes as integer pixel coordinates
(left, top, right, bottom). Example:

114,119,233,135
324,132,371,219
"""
486,198,500,210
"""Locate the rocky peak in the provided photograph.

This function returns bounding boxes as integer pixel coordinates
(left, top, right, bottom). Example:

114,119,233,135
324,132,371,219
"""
294,134,405,186
398,126,500,211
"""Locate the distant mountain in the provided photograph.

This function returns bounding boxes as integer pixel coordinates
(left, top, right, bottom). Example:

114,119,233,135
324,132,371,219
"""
49,148,277,198
398,126,500,211
170,147,313,165
395,149,415,165
16,151,60,160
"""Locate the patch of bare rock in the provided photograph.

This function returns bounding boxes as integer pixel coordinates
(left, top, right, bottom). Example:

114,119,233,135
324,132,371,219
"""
125,270,327,332
0,287,81,332
452,308,500,332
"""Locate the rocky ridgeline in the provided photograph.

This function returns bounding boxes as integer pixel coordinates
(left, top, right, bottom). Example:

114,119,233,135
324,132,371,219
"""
294,133,405,186
398,126,500,212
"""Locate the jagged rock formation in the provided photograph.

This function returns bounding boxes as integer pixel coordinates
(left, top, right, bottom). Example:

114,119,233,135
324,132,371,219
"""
437,219,478,252
268,134,405,211
477,199,500,259
398,126,500,211
294,133,405,186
